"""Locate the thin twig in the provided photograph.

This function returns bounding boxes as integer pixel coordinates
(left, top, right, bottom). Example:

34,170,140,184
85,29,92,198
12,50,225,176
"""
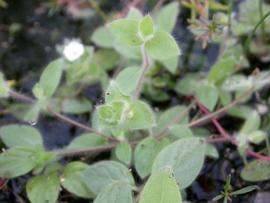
187,89,252,128
55,140,139,157
9,90,115,141
196,99,270,161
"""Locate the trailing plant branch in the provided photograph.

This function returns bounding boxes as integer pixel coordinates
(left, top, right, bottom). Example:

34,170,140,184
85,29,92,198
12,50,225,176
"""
8,89,114,141
187,89,253,128
196,99,270,161
55,140,139,157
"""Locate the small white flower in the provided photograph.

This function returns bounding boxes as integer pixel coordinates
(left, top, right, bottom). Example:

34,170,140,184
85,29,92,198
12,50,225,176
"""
63,39,85,62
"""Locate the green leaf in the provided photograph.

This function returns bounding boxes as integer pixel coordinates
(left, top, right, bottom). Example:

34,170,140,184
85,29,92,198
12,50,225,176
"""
27,172,60,203
115,142,132,165
125,100,156,130
126,7,143,20
33,58,63,98
231,185,259,196
206,144,219,159
208,45,248,84
105,81,131,104
61,162,94,198
175,74,200,96
146,31,180,60
221,75,252,92
94,49,120,71
139,169,182,203
247,130,266,144
113,39,141,60
0,147,38,178
83,161,135,195
241,160,270,182
152,137,206,189
139,15,155,40
94,182,133,203
0,125,43,148
0,72,9,98
169,125,194,140
108,19,142,46
62,98,92,114
68,133,107,149
240,111,260,134
115,66,143,95
91,26,114,48
196,83,219,111
154,2,179,33
154,105,189,135
160,56,179,74
97,101,126,130
134,137,169,179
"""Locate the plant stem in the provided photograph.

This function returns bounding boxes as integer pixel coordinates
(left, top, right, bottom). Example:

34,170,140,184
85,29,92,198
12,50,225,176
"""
8,90,114,141
133,44,150,99
227,0,233,35
259,0,266,42
187,89,252,128
55,140,139,157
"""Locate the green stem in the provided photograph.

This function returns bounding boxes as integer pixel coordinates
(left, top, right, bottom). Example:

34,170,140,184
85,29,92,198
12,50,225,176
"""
259,0,266,42
244,11,270,52
227,0,233,35
133,44,150,99
191,0,196,21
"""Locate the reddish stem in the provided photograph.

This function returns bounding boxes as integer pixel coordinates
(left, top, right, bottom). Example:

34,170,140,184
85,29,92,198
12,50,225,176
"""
196,99,270,161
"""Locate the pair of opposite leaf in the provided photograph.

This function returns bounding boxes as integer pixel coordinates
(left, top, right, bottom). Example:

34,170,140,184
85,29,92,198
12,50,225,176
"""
108,14,181,60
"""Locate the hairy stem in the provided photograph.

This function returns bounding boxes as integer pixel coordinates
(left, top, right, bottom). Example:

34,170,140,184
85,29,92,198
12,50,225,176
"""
9,90,115,141
133,44,150,99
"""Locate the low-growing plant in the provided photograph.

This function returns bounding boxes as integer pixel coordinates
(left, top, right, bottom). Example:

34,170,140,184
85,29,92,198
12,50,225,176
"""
1,0,270,202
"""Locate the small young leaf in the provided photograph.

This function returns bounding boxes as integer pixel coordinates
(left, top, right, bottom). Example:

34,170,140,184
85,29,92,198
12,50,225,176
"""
134,137,169,179
108,19,142,46
240,111,260,134
83,161,135,195
125,100,156,130
196,83,219,111
139,169,182,203
115,66,143,95
27,172,60,203
0,72,9,98
231,185,259,196
115,142,132,165
241,160,270,182
105,81,131,104
91,26,114,48
0,125,43,148
68,133,107,149
62,98,92,114
145,31,180,60
94,182,133,203
152,137,206,189
139,15,155,40
33,58,63,98
154,2,179,33
0,147,38,178
61,162,94,198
